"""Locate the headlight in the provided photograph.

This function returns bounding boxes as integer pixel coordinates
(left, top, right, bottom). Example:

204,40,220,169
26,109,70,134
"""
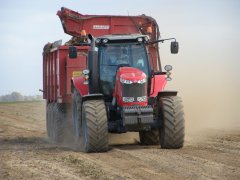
102,38,108,44
120,77,133,84
137,37,143,42
83,69,90,75
137,96,147,102
95,38,101,44
123,97,134,102
137,78,146,84
164,65,172,71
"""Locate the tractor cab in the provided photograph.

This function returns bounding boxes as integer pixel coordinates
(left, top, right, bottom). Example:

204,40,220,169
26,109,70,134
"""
95,35,150,101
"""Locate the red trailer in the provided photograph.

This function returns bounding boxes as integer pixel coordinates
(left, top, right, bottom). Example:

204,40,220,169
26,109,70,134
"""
43,7,184,152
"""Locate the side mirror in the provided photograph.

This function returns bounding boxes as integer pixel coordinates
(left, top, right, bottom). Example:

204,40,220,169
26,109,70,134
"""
171,41,179,54
69,46,77,58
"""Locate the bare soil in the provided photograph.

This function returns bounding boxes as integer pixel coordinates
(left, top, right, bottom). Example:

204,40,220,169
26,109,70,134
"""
0,101,239,180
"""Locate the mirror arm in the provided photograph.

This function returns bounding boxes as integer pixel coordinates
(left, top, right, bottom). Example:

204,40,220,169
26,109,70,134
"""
148,38,176,45
152,71,166,76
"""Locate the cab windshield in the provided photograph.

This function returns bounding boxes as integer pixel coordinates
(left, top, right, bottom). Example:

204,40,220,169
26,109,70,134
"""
99,43,149,97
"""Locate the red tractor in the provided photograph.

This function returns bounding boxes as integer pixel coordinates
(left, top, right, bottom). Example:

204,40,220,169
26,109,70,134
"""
43,7,184,152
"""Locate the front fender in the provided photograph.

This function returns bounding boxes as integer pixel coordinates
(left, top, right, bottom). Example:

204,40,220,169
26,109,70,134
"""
71,76,89,97
157,91,178,98
150,75,167,97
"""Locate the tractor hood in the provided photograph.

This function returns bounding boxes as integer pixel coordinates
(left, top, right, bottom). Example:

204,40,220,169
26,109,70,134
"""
118,67,147,84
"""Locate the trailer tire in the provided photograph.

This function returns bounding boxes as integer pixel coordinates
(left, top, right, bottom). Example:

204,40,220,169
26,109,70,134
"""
62,103,74,144
47,103,54,141
52,103,65,143
139,130,159,145
46,103,51,138
72,89,82,150
81,100,108,152
159,96,185,149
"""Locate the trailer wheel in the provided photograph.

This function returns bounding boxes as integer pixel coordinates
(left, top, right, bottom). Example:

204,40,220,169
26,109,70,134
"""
139,130,159,145
46,103,50,138
159,96,185,149
72,89,83,150
47,103,54,140
81,100,108,152
52,103,65,143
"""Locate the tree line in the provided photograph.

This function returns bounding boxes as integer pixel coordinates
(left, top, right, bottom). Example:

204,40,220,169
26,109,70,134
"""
0,92,43,102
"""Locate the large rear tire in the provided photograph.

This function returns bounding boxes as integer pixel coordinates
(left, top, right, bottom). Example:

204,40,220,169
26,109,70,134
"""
139,130,159,145
159,96,185,149
81,100,108,152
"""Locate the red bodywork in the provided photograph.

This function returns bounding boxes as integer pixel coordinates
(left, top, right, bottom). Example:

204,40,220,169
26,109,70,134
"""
57,7,160,71
114,67,148,107
150,75,167,97
43,7,166,103
43,46,88,103
72,76,89,97
57,8,159,40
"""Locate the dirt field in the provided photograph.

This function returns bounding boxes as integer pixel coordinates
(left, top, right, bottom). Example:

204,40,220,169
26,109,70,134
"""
0,101,239,180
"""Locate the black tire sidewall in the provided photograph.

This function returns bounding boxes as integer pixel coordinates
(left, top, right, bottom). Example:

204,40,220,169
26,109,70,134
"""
81,103,90,152
72,89,83,149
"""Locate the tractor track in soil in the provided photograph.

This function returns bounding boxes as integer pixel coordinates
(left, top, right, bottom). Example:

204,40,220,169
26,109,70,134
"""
0,101,240,179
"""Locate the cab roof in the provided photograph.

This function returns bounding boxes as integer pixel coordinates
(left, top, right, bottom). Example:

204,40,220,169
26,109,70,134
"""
96,34,149,44
97,34,148,40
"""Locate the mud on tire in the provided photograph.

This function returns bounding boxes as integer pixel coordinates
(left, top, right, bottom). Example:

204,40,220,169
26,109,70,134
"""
159,96,185,149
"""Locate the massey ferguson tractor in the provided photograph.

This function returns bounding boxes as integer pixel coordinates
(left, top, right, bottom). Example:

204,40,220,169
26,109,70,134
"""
42,7,184,152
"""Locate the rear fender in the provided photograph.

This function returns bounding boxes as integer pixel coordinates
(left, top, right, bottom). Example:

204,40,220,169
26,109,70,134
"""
71,77,88,97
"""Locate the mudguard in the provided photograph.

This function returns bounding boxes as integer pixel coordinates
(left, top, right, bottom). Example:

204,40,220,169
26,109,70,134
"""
71,76,88,96
82,94,104,102
150,75,167,97
71,77,104,102
157,91,178,98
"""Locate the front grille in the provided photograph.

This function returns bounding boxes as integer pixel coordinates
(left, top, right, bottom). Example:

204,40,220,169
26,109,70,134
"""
122,83,146,102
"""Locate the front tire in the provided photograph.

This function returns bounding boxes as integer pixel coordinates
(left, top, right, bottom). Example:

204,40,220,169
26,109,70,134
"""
81,100,108,152
159,96,185,149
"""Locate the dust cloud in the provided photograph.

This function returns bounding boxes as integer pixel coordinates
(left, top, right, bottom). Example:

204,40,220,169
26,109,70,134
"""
162,40,240,136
